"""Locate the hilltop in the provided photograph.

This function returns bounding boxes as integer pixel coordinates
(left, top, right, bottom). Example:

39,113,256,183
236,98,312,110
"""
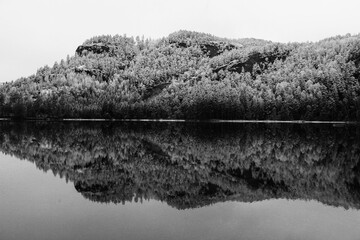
0,30,360,120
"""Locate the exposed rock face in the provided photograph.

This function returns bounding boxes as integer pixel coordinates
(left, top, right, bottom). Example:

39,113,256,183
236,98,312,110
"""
199,41,237,57
74,65,125,81
74,65,101,77
143,82,172,100
170,40,237,57
76,43,111,56
213,49,290,74
213,53,263,74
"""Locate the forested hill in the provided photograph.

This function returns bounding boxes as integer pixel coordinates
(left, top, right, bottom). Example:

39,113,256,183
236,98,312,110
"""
1,30,360,120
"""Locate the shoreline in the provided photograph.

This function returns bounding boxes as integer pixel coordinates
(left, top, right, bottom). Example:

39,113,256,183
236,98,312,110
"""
0,118,358,124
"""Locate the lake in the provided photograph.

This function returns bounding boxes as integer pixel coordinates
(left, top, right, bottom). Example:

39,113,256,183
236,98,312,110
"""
0,121,360,240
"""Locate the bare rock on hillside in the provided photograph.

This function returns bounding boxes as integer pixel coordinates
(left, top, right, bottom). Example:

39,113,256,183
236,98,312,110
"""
76,43,111,56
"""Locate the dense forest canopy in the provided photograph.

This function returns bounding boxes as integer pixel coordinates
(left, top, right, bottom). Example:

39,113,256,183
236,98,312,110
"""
1,30,360,120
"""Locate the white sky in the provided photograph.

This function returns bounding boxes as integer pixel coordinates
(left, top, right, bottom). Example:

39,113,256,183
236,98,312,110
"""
0,0,359,83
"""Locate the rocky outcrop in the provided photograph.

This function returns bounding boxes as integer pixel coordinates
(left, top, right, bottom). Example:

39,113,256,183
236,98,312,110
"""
199,41,237,57
74,65,101,77
171,40,238,57
213,49,290,75
74,64,125,81
76,43,111,56
142,82,172,100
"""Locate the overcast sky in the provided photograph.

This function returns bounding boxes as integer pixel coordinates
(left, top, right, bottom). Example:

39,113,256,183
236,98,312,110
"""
0,0,359,83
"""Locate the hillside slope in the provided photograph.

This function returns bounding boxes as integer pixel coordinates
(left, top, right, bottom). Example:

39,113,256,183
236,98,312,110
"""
0,30,360,120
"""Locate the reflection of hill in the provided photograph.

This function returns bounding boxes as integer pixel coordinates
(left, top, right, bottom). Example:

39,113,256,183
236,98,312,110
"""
0,122,359,209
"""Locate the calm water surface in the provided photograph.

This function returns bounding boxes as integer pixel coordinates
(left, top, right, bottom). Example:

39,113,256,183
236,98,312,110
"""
0,122,360,240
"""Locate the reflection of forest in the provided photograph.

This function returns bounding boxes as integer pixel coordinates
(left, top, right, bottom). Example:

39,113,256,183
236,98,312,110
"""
0,122,359,209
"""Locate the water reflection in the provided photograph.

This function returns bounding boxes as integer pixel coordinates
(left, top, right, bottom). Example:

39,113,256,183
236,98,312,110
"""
0,121,359,210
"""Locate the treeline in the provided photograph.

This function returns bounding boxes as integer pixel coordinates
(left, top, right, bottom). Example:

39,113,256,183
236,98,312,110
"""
0,30,360,120
0,122,359,209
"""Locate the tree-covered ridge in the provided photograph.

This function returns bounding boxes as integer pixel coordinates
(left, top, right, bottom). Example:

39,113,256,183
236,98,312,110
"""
0,122,359,209
0,31,360,120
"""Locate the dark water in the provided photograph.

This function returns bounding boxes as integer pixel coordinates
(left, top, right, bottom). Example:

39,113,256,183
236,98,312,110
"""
1,121,360,240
